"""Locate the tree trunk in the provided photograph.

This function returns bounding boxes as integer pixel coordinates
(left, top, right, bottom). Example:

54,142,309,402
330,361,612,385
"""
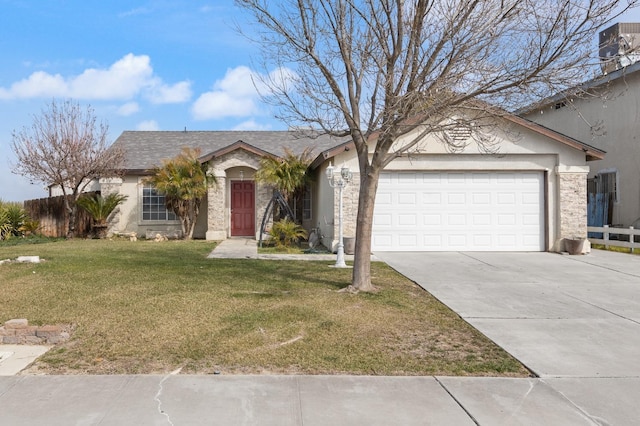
351,169,380,292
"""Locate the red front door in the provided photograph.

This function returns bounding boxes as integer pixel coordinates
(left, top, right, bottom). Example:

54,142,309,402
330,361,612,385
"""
231,181,255,236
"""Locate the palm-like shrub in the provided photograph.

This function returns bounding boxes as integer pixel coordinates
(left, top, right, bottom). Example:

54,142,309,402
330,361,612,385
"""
0,208,10,240
77,193,128,238
19,219,40,236
269,218,308,248
77,193,128,225
255,147,313,217
0,200,30,240
146,147,214,239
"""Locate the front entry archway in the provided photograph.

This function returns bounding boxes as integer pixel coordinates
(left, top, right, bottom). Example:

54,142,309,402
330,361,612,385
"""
231,181,255,236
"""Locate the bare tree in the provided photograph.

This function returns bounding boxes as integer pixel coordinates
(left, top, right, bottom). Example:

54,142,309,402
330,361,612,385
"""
12,99,125,238
237,0,638,292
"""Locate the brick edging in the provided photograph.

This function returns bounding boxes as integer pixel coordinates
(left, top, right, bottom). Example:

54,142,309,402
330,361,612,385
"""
0,319,71,345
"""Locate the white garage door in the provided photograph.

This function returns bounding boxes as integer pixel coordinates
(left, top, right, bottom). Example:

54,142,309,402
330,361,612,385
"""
372,171,544,251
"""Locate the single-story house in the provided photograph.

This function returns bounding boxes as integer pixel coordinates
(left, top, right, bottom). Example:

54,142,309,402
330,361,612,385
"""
102,113,603,252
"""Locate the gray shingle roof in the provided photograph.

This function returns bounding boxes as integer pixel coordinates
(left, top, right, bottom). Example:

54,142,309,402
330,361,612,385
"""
112,130,348,171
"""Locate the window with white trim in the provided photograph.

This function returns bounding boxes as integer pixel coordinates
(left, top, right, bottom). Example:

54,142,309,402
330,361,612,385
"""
142,184,177,221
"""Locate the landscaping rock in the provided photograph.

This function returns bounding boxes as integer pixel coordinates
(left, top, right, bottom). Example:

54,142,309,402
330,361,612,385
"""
16,256,40,263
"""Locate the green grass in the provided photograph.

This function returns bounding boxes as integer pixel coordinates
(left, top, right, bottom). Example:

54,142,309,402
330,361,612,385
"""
257,244,307,254
257,240,330,254
0,239,529,376
591,244,640,255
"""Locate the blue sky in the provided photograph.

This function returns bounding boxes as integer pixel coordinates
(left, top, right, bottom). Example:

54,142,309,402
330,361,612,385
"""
1,1,640,202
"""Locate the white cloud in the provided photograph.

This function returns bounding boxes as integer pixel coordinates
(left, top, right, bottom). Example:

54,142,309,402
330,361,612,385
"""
191,66,294,121
233,120,272,131
215,66,263,97
0,54,191,104
191,66,260,120
117,102,140,116
0,71,67,99
146,80,192,104
69,54,153,99
192,91,258,120
136,120,160,131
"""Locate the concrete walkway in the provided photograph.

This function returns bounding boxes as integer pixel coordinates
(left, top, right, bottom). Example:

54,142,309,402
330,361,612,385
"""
207,237,361,262
0,345,50,376
206,237,259,259
1,249,638,424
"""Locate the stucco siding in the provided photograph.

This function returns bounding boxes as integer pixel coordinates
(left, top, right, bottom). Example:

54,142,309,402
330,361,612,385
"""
316,124,591,253
526,70,640,227
105,175,182,238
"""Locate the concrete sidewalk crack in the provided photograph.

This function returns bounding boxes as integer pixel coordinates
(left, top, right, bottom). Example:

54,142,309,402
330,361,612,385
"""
434,377,480,425
540,379,603,426
563,293,640,325
564,256,640,279
155,367,182,425
295,376,305,425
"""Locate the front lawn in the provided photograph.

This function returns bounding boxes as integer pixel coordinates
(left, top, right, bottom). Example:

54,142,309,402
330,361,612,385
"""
0,239,529,376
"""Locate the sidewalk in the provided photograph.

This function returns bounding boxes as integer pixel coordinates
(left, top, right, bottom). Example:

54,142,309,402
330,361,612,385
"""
0,375,606,425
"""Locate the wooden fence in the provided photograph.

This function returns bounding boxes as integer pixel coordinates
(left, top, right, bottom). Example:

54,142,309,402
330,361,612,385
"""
587,225,640,253
24,194,93,238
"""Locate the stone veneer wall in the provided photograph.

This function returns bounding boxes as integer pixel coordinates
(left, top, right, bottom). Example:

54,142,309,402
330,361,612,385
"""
332,172,360,240
206,150,264,240
206,177,226,240
558,171,588,240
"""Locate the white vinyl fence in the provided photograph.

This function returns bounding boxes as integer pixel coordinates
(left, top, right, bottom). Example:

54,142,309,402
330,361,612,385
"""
587,225,640,253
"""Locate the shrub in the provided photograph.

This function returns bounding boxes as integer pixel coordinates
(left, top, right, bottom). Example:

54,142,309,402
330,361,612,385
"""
0,200,32,240
19,219,40,236
76,193,128,238
0,208,10,240
269,218,307,248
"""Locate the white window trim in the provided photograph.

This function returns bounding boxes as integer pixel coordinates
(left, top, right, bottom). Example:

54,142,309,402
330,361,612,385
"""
139,182,180,223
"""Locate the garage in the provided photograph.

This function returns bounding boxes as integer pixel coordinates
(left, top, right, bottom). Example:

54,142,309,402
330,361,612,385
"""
372,171,545,251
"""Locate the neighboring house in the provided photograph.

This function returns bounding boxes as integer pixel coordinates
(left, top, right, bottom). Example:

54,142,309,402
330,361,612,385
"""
103,115,601,253
523,23,640,229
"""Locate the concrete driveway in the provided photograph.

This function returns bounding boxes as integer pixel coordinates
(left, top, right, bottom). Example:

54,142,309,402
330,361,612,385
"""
376,249,640,425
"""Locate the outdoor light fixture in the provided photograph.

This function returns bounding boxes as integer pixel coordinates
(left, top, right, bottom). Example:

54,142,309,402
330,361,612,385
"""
326,162,352,268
